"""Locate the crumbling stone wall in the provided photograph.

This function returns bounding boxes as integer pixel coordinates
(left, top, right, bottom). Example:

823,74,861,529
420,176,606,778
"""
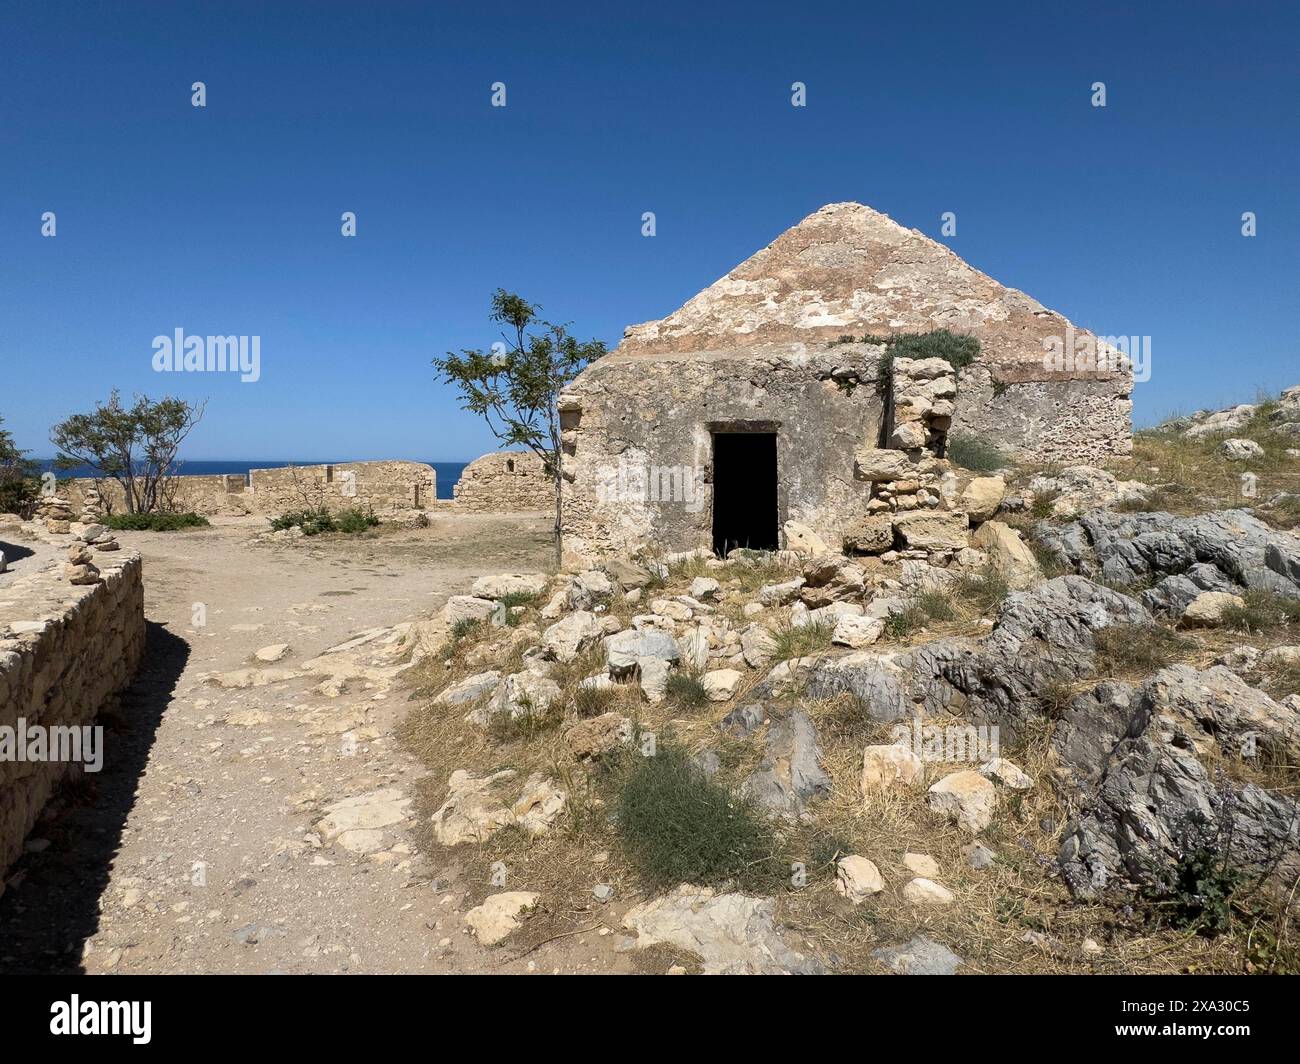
68,474,255,517
248,461,437,514
558,344,886,567
950,366,1133,465
70,460,438,518
0,549,145,876
454,452,549,512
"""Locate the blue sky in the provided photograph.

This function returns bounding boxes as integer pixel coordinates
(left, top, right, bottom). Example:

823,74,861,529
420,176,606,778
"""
2,0,1297,461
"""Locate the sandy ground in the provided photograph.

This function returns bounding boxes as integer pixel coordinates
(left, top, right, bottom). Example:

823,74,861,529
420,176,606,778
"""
0,511,642,974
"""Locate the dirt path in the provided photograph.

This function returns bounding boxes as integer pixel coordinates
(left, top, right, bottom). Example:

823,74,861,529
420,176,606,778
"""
0,511,631,974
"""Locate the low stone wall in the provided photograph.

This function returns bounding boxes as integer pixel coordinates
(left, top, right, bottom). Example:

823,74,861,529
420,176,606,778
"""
248,461,437,513
69,460,438,518
69,474,255,517
0,547,145,877
453,452,550,513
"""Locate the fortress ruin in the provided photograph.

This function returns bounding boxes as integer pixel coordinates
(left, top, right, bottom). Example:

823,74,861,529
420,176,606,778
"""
558,202,1133,565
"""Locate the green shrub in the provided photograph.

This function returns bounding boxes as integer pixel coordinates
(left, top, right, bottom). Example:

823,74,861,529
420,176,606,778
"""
956,565,1011,614
881,329,981,372
269,506,378,535
883,604,928,640
488,702,564,744
1221,590,1300,635
572,683,619,718
946,434,1006,473
665,669,710,709
915,589,956,622
1030,488,1061,520
450,617,482,642
769,620,833,661
612,745,779,891
1092,623,1191,677
1138,811,1244,935
102,511,210,531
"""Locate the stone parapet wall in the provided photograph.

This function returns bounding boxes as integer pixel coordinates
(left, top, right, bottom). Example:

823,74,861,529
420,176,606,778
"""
0,548,145,877
247,461,437,514
453,452,550,513
69,475,255,517
69,460,439,518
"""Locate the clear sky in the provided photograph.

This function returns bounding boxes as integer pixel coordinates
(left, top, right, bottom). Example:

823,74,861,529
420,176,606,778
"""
2,0,1297,461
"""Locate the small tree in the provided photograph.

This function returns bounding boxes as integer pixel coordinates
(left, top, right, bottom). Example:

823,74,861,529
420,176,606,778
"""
0,414,39,517
51,390,205,514
434,290,606,565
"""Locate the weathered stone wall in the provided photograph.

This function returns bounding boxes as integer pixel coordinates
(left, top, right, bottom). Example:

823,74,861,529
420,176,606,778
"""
247,461,437,513
69,460,438,518
454,452,550,512
558,344,885,566
68,475,256,517
950,366,1134,465
0,548,145,877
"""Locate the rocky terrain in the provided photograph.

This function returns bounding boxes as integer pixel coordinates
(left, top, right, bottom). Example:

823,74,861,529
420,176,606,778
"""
2,387,1299,976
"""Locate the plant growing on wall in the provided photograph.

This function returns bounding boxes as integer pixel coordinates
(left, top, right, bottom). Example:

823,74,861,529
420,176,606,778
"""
50,390,206,514
0,414,40,517
433,290,606,565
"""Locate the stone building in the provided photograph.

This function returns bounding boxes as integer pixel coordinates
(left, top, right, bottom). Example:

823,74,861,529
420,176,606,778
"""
558,202,1132,565
453,452,550,512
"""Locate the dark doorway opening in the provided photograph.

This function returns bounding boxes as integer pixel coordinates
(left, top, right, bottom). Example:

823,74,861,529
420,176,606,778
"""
712,431,778,556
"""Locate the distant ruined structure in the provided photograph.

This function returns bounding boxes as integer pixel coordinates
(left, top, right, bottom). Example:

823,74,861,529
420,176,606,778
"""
69,460,439,517
559,202,1133,565
453,452,549,513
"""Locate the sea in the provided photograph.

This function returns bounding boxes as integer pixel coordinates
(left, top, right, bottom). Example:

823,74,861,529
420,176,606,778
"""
34,460,469,501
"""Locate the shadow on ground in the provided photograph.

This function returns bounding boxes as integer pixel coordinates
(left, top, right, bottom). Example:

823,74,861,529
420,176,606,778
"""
0,622,188,973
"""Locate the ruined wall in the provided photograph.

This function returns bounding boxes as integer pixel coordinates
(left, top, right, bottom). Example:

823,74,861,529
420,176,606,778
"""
951,366,1133,465
454,452,550,512
69,460,438,517
559,343,885,566
69,475,255,517
0,550,145,876
247,461,437,513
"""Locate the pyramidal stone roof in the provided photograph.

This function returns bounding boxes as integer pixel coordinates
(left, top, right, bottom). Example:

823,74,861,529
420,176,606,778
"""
617,202,1104,381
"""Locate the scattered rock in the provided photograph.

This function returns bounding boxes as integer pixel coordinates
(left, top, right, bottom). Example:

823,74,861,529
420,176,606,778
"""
872,935,964,975
471,573,548,600
831,613,884,648
314,787,412,854
254,643,290,663
979,757,1034,791
835,856,885,902
783,521,830,557
1218,438,1264,460
1181,590,1245,627
743,708,831,817
465,892,539,946
621,885,823,975
961,476,1006,522
563,713,630,761
902,877,954,906
721,703,766,739
902,852,940,878
702,668,742,702
971,520,1042,589
861,744,923,795
927,770,996,833
541,610,602,662
435,670,502,706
